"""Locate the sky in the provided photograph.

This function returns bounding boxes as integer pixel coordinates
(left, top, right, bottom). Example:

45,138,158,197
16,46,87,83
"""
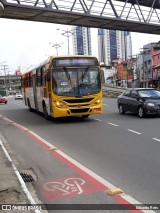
0,18,160,74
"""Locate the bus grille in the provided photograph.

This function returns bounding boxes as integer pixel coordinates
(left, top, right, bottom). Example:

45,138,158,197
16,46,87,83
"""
65,98,93,104
70,108,89,113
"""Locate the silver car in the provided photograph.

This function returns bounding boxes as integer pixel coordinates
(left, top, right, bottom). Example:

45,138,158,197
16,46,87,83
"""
15,93,23,100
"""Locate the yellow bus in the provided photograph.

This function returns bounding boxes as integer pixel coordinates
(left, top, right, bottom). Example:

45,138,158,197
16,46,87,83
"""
21,55,102,119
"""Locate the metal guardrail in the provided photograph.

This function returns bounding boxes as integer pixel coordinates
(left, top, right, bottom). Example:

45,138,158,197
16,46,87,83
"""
102,85,126,98
102,90,123,98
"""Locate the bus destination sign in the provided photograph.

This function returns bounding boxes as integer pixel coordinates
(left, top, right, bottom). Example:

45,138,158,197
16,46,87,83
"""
54,58,98,67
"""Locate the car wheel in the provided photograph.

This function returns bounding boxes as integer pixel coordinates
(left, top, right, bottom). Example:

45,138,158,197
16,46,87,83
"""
119,104,125,114
5,102,7,104
138,107,145,118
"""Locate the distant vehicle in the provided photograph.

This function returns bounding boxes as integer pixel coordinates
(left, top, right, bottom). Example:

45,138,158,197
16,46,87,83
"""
15,93,23,100
0,95,7,104
117,88,160,118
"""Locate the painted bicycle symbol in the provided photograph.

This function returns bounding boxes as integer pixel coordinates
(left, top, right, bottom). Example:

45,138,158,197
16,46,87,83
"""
43,178,86,195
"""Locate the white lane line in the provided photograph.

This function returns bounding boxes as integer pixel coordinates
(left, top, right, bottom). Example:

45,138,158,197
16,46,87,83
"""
152,138,160,142
93,118,102,122
108,122,119,127
103,104,109,106
127,129,142,135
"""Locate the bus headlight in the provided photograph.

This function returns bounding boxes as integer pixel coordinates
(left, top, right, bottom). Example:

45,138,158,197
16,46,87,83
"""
93,98,101,106
55,99,66,108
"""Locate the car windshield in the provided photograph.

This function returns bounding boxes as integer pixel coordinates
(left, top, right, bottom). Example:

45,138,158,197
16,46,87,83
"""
52,67,101,97
138,89,160,98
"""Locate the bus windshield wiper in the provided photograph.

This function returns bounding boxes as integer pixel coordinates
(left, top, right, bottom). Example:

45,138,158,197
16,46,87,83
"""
62,67,73,87
63,67,70,82
81,66,89,81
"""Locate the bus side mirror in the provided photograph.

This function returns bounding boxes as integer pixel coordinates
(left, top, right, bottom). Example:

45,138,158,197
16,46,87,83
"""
46,72,50,81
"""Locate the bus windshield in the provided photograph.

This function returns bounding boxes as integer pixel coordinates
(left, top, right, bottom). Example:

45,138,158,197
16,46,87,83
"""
52,67,101,97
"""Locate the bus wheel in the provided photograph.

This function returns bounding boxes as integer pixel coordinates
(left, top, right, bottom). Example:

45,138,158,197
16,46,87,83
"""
43,104,49,120
82,115,89,118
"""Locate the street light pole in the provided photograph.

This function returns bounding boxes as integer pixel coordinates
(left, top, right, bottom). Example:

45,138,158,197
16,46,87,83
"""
0,61,6,65
57,28,74,55
49,42,63,56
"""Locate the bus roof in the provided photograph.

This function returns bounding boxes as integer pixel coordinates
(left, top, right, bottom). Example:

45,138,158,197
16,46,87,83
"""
22,55,98,76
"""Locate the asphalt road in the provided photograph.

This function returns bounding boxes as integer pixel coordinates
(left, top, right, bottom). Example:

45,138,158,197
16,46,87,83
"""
0,97,160,206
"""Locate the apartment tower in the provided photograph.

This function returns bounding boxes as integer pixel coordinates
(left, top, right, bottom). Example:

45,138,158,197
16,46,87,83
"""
72,26,92,55
98,29,132,65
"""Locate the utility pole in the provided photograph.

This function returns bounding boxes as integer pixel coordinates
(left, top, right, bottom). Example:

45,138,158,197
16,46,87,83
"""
1,64,9,95
129,55,138,88
140,48,149,88
7,70,11,92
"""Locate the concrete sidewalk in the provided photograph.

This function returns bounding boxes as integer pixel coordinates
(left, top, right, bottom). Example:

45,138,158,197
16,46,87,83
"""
0,133,36,213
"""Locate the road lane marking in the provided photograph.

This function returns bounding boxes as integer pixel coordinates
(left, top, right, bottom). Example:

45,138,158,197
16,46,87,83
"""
108,123,119,127
103,104,109,106
93,118,102,122
0,115,155,213
127,129,142,135
43,178,85,195
152,138,160,142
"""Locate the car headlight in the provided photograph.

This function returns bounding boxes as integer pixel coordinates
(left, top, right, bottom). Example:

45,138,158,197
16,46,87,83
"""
146,103,155,107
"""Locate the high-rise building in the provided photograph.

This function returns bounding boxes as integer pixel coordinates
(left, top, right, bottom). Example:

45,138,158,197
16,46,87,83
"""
98,29,132,65
72,26,92,55
98,29,106,64
124,31,132,60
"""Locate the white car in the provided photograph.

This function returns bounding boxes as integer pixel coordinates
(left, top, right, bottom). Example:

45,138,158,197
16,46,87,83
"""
15,93,23,100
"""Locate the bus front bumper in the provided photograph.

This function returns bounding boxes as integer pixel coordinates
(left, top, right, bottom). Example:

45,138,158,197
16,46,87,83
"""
52,104,102,118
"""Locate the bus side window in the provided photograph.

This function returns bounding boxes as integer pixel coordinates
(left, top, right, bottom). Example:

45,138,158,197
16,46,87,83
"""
42,66,46,86
36,68,42,86
21,77,25,88
26,74,30,87
29,72,32,87
24,78,26,88
24,72,32,87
